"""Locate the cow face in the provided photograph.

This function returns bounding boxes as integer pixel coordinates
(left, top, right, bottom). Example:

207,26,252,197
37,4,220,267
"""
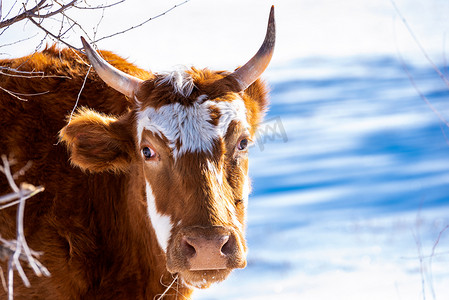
134,69,269,288
61,6,275,289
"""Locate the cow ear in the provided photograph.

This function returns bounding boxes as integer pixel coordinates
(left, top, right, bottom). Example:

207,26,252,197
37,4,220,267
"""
245,79,269,113
243,79,270,133
59,108,134,173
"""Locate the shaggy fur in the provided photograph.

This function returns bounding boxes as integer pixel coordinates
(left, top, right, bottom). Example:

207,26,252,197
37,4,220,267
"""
0,45,269,299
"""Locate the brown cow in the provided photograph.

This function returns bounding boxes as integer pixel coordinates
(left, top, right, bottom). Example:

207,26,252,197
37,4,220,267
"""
0,6,275,299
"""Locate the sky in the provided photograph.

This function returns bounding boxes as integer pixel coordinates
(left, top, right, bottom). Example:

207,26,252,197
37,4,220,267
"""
2,0,449,71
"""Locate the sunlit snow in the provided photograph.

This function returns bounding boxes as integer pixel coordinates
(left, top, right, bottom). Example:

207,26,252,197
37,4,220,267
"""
3,0,449,299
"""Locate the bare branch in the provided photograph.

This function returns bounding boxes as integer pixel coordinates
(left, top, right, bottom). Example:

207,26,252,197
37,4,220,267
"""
392,4,449,147
1,0,21,25
0,86,28,101
0,155,49,299
397,56,449,129
0,266,6,293
68,64,91,124
391,0,449,88
59,6,90,39
26,0,77,19
2,0,191,55
428,224,449,300
27,17,80,50
0,0,47,29
155,275,179,300
0,33,40,49
94,0,190,43
0,67,71,79
1,156,19,193
74,0,125,10
12,161,33,180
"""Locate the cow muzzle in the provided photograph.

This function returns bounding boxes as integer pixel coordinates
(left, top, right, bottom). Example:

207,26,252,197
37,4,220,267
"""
182,233,230,270
166,226,246,288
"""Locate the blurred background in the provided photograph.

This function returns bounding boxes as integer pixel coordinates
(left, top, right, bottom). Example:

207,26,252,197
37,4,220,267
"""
2,0,449,299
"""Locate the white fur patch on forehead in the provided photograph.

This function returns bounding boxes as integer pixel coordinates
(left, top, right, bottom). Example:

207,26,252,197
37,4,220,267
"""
137,96,249,158
155,69,195,98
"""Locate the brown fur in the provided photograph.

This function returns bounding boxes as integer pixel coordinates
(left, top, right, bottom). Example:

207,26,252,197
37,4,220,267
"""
0,44,269,299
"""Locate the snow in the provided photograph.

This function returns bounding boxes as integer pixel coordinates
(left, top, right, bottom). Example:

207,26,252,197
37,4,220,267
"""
196,57,449,300
3,0,449,298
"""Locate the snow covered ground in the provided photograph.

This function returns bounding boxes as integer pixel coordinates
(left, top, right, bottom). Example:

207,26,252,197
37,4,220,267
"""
195,58,449,299
3,0,449,299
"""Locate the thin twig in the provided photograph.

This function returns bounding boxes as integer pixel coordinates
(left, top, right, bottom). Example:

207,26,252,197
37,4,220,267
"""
59,7,90,38
428,225,449,300
0,155,49,299
26,0,77,19
0,0,21,26
390,0,449,89
0,66,72,79
0,266,6,293
68,64,91,124
396,55,449,128
392,13,449,146
74,0,125,10
94,0,190,43
0,186,45,210
27,17,80,50
412,229,426,300
0,86,28,101
12,161,33,180
155,275,178,300
0,33,39,49
92,4,106,42
0,0,47,29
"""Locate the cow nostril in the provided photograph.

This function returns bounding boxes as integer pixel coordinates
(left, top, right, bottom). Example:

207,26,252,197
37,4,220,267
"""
220,235,233,256
178,231,242,271
181,237,196,258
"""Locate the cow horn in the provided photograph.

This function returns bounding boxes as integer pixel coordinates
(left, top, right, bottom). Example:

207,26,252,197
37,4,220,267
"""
226,5,276,92
81,37,143,99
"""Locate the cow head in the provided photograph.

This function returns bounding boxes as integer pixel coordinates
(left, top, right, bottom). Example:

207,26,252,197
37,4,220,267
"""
60,7,275,289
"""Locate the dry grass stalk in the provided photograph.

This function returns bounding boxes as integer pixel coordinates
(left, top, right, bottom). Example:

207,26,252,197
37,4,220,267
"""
0,155,49,300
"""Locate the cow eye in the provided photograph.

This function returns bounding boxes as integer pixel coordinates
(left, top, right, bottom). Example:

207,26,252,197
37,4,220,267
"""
142,146,156,160
237,138,249,151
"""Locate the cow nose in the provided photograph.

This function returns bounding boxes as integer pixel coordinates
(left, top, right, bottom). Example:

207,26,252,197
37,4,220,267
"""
181,234,233,271
166,226,247,274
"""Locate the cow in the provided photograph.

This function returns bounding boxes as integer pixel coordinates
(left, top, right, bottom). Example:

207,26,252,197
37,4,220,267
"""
0,6,275,299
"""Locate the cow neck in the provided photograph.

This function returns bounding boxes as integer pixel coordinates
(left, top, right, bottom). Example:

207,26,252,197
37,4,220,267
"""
84,165,193,298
